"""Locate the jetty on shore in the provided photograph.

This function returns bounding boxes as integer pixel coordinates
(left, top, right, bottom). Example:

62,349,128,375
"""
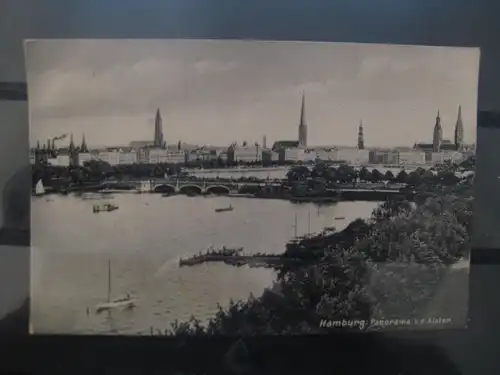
179,254,283,267
178,246,286,268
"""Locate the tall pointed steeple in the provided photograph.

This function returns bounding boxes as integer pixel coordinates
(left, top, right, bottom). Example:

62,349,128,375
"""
69,133,75,153
153,108,164,148
358,120,365,150
432,110,443,152
454,105,464,150
300,92,306,126
81,133,88,152
298,92,308,148
36,140,40,150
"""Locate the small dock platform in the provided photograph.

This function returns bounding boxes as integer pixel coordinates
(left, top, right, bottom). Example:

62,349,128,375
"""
179,254,283,268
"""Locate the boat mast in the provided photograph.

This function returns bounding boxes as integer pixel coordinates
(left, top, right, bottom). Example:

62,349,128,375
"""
293,212,298,238
308,211,311,234
107,259,111,303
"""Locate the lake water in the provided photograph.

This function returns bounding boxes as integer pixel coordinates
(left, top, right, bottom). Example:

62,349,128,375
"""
30,194,379,335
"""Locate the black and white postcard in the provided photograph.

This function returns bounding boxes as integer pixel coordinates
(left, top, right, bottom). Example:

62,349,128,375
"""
26,39,479,335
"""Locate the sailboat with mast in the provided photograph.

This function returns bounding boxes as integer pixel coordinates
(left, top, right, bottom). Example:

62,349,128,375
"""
34,179,45,196
290,211,313,240
290,212,299,241
95,259,136,313
286,212,302,250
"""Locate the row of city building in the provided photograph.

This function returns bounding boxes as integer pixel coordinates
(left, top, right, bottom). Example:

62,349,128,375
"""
31,140,473,167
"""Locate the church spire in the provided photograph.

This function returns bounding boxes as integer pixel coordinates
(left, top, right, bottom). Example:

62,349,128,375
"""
454,105,464,150
300,92,306,127
154,108,164,148
69,133,75,152
81,133,88,152
298,92,308,148
432,110,443,152
358,120,365,150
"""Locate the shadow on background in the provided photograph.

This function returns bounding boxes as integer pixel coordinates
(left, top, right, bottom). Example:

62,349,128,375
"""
473,111,500,249
0,164,30,336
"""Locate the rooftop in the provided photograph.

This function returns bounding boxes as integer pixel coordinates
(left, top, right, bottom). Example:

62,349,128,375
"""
272,141,299,151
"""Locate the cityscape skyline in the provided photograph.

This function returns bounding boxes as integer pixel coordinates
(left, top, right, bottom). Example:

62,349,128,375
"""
25,40,479,148
30,104,472,152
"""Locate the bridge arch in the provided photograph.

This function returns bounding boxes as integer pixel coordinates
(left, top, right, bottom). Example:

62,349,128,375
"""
206,185,231,195
153,184,176,194
179,184,203,195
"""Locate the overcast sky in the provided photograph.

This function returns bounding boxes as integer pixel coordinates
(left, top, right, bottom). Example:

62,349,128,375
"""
25,39,479,148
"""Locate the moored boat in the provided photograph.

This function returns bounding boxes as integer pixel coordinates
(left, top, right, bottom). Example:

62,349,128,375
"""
93,203,119,213
95,259,136,313
96,298,136,313
215,204,233,212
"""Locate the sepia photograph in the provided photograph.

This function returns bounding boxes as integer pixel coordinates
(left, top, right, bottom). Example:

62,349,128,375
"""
27,39,478,335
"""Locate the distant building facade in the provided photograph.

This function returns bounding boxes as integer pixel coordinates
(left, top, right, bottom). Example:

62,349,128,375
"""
47,154,71,167
118,149,138,165
262,149,280,163
227,144,262,163
396,151,426,165
96,151,121,165
336,148,370,165
279,148,305,163
316,148,339,162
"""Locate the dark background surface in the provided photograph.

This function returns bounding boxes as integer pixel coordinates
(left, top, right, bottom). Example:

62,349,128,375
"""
1,0,500,373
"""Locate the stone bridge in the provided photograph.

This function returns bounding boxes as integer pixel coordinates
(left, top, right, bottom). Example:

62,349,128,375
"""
106,178,407,196
129,179,280,195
